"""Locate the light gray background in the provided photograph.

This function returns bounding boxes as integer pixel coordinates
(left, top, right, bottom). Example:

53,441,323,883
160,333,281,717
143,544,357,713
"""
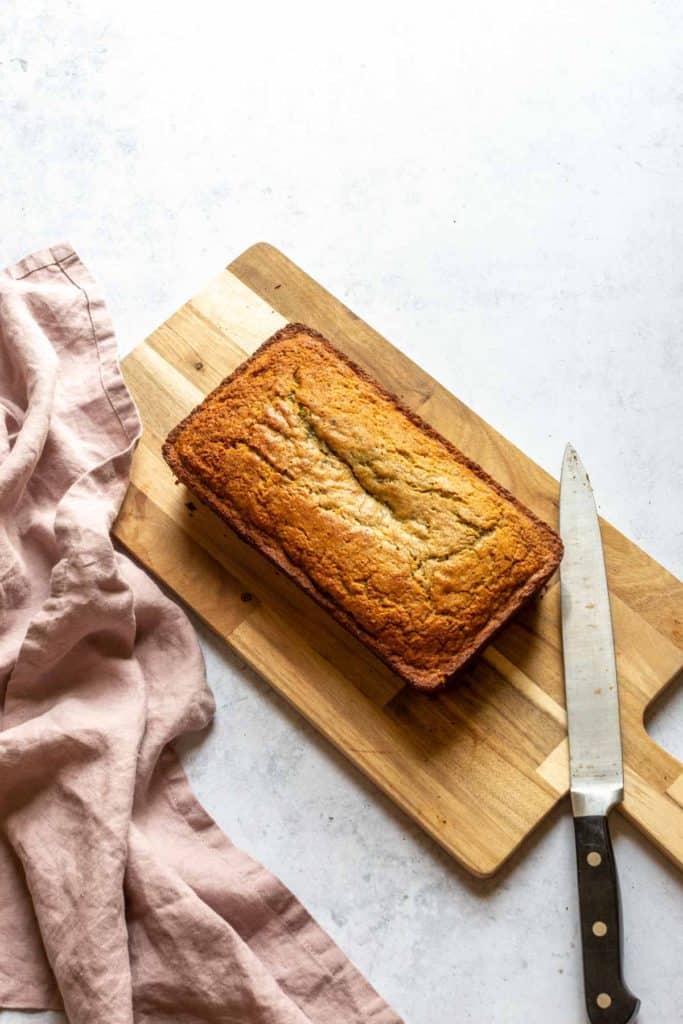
1,2,682,1022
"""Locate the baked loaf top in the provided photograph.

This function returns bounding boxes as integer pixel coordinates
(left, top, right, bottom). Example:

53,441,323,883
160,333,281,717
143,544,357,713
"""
163,324,562,690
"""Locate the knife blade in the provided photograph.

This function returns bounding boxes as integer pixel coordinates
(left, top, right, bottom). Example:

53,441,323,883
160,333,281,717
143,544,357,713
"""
560,444,640,1024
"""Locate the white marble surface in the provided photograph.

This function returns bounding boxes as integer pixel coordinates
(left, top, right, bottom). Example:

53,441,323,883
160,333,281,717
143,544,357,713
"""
1,2,682,1021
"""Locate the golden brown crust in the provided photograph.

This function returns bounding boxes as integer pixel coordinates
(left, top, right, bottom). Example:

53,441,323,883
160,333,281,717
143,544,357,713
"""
163,324,563,691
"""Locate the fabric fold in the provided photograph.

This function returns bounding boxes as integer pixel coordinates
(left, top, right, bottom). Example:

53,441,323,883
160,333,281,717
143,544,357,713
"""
0,244,401,1024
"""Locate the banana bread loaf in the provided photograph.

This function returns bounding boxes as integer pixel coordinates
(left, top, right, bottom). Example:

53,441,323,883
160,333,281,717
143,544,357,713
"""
163,324,562,691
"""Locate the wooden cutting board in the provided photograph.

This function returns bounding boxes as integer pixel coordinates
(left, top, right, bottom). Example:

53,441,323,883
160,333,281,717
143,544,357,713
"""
113,243,683,877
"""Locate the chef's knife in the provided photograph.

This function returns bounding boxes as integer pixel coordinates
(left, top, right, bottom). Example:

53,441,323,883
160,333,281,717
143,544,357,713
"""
559,444,639,1024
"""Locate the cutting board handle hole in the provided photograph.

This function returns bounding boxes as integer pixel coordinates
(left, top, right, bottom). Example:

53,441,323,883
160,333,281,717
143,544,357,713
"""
643,669,683,763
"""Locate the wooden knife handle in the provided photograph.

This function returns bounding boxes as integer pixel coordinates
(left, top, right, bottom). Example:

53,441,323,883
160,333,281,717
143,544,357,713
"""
573,815,640,1023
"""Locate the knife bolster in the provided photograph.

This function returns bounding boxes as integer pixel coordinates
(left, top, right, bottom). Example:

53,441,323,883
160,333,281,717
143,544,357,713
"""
571,783,623,818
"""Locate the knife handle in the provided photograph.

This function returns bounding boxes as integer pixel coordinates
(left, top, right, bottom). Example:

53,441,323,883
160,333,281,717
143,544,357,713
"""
573,815,640,1023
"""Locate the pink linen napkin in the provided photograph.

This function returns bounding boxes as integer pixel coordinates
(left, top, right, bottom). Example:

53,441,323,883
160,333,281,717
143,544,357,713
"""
0,244,402,1024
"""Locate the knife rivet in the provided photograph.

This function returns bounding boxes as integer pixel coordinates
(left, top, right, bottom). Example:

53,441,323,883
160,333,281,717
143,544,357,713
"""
596,993,612,1009
587,852,602,867
592,921,607,937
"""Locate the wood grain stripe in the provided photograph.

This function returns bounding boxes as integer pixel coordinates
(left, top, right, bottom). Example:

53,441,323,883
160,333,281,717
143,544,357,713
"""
483,647,567,727
668,775,683,810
